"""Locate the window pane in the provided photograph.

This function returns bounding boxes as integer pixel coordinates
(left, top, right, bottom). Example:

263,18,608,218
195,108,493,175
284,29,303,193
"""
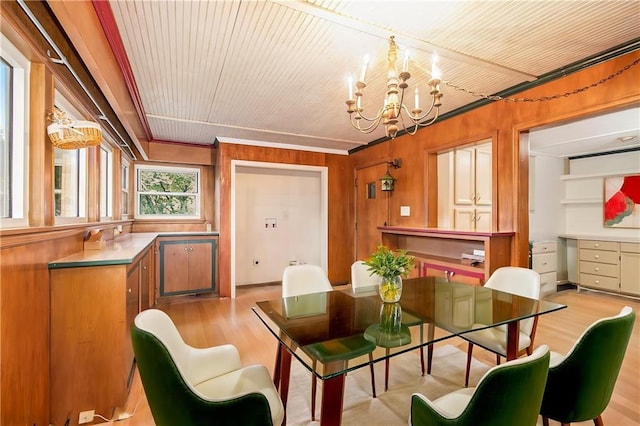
54,148,80,217
139,194,196,216
121,161,129,216
138,170,198,193
0,59,11,218
100,145,113,219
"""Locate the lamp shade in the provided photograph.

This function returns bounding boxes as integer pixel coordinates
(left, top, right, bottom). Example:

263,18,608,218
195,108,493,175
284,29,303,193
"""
380,171,395,191
47,120,102,149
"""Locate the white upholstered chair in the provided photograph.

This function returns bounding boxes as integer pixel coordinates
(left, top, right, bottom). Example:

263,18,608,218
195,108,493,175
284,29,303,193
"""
132,309,285,426
281,263,376,420
462,266,541,387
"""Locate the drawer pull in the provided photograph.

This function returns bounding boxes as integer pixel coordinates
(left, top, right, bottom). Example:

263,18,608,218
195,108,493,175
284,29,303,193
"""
594,243,599,247
595,267,600,271
595,280,600,284
543,262,547,265
594,255,599,259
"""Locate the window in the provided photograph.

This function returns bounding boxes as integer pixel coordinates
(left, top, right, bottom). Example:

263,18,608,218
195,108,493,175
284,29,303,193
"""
100,143,113,220
121,157,130,217
53,94,88,224
54,147,87,221
0,35,29,228
135,164,200,219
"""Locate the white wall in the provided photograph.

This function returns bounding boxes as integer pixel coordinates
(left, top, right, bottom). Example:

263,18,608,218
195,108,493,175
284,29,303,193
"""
235,166,323,286
564,151,640,238
529,153,564,241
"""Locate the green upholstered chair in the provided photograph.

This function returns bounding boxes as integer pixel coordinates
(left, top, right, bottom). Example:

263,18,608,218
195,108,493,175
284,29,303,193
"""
463,266,541,387
131,309,285,426
281,264,376,421
540,306,635,426
410,344,550,426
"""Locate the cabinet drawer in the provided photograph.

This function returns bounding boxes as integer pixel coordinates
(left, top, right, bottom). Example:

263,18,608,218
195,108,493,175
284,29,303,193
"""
539,271,557,294
531,241,557,254
580,273,618,291
579,249,619,265
620,242,640,253
532,253,557,274
579,240,618,251
579,261,619,278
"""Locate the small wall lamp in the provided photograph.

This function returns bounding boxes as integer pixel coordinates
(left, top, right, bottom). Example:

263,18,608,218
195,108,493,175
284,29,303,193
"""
380,158,401,192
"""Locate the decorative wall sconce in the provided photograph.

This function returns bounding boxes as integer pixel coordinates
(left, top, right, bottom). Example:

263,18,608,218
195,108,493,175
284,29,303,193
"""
380,158,401,192
47,108,102,149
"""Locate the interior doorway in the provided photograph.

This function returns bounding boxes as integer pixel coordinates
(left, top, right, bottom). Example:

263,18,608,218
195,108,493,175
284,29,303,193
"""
230,160,328,298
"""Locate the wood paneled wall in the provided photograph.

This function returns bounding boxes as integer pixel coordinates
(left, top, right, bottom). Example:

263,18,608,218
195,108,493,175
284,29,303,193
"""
214,143,353,296
350,50,640,269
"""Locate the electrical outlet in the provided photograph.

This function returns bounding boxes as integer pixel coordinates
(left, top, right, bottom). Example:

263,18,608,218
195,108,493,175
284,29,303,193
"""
78,410,94,424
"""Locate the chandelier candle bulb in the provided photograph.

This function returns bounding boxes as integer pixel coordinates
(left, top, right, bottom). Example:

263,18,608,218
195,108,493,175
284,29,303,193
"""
402,50,410,73
348,76,354,100
414,88,419,110
360,54,370,82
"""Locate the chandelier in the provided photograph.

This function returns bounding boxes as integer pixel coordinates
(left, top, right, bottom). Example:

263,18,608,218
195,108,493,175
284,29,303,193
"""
47,108,103,149
345,36,443,139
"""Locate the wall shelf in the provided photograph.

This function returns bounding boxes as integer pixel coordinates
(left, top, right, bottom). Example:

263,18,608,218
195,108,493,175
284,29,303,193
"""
560,169,639,181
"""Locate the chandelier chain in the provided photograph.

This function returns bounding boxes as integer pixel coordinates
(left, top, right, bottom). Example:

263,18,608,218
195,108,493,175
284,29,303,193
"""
444,57,640,103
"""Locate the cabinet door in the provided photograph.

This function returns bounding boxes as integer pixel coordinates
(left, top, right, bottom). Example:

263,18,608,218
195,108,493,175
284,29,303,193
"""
621,251,640,295
454,147,475,205
454,208,475,231
161,242,191,294
188,240,215,291
474,146,492,206
125,264,140,369
139,251,151,310
474,207,492,232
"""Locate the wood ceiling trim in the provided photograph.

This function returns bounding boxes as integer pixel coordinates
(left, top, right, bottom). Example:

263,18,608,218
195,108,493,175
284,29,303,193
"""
92,0,153,143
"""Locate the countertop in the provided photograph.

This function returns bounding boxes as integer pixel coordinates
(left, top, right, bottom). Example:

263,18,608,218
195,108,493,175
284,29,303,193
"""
559,234,640,244
48,232,220,269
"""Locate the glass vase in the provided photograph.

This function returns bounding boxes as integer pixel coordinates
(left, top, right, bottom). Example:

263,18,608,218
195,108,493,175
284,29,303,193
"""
379,275,402,303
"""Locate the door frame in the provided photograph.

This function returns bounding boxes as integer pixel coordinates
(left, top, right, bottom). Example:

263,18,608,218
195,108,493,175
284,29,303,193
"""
230,160,329,298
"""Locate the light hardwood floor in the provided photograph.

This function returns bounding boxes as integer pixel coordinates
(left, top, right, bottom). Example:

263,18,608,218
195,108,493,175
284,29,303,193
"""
108,286,640,426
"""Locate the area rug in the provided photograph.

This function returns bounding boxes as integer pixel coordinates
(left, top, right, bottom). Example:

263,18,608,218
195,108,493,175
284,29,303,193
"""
283,344,492,426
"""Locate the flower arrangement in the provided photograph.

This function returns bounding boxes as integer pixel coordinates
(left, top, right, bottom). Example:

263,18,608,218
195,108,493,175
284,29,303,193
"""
364,245,415,280
364,246,415,302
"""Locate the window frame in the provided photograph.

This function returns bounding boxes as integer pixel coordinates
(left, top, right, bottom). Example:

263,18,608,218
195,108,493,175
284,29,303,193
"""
121,156,130,219
0,34,29,229
134,164,201,220
99,142,114,221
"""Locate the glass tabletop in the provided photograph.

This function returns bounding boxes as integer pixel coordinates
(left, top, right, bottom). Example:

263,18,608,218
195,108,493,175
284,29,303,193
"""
253,276,566,380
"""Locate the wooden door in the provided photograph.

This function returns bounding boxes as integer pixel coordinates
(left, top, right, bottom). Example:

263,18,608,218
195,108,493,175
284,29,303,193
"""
356,163,390,261
161,242,190,294
188,240,214,291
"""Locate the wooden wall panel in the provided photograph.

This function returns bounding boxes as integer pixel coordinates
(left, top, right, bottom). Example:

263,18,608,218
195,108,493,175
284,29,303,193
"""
147,141,215,166
0,231,84,425
215,143,352,295
349,51,640,269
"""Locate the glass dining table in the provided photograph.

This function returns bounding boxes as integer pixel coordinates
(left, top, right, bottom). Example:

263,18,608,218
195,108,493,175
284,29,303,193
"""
253,276,566,425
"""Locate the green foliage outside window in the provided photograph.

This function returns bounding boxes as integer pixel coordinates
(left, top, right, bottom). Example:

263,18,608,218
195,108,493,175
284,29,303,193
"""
137,168,199,217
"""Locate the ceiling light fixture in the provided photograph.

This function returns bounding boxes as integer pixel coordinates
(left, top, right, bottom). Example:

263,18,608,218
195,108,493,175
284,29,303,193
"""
346,36,442,139
47,108,102,149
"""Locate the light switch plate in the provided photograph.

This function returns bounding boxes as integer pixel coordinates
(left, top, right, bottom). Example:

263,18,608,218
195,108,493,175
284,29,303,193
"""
400,206,410,216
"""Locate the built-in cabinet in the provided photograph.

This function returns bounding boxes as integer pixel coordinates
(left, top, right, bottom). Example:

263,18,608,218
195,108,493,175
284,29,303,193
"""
578,239,640,297
531,241,558,296
453,142,492,231
379,226,513,285
157,236,218,297
49,239,154,426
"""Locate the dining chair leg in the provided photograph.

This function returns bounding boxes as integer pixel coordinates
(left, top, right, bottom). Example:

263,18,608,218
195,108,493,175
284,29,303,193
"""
465,342,474,387
427,323,435,374
594,415,604,426
419,323,425,375
368,353,376,398
496,354,501,365
273,345,282,389
542,417,549,426
311,360,317,421
384,348,390,391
